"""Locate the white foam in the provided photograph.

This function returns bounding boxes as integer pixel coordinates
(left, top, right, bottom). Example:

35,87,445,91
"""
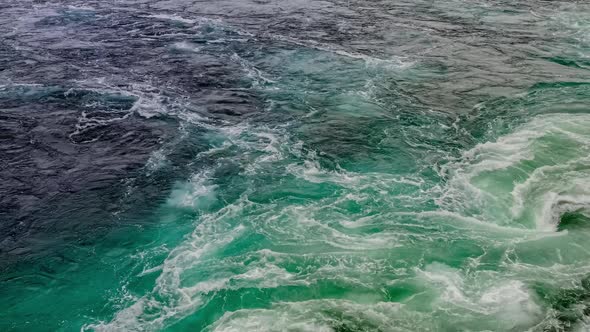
129,94,166,118
166,171,217,209
230,53,276,88
146,14,198,25
478,281,542,327
172,41,201,53
208,299,405,332
64,5,95,11
68,110,132,143
266,34,413,70
285,156,363,187
439,113,590,230
180,262,305,299
145,150,168,173
417,263,542,329
418,263,467,304
262,204,403,250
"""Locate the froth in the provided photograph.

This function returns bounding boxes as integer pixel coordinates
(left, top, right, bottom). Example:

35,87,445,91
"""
439,113,590,230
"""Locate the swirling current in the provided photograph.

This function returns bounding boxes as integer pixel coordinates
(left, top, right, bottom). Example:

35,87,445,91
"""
1,0,590,331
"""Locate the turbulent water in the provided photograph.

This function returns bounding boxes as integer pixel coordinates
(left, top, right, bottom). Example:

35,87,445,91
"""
1,0,590,331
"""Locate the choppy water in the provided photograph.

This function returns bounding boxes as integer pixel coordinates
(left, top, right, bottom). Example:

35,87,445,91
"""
1,0,590,331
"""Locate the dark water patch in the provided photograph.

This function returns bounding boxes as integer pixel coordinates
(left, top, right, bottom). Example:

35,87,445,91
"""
558,212,590,232
534,276,590,331
35,8,97,27
0,86,177,259
546,57,590,70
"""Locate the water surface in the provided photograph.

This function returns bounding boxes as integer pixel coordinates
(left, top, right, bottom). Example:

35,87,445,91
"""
1,0,590,331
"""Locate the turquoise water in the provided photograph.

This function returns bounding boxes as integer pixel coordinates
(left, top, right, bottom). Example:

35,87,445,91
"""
1,0,590,331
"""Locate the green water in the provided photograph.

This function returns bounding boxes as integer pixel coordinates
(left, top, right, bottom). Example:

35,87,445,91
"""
93,55,590,330
2,1,590,331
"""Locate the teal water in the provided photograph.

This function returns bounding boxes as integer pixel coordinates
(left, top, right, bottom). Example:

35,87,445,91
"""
1,0,590,331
